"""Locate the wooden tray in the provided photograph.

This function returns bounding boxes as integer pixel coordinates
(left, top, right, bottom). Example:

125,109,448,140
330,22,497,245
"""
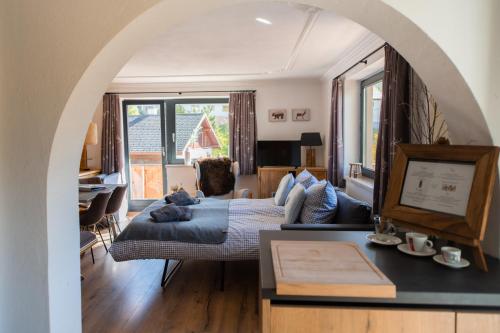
271,240,396,298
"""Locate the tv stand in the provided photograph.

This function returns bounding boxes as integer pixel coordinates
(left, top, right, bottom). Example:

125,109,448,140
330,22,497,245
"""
257,166,327,198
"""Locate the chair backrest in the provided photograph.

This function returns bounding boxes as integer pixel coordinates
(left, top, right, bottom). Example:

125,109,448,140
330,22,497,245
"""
80,191,112,227
105,184,128,215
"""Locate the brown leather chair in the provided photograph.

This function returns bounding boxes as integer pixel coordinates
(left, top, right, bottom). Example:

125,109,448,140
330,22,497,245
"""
80,191,112,252
104,184,128,241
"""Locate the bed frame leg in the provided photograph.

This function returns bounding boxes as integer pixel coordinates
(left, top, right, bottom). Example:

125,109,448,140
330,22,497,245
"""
160,259,183,288
219,261,225,291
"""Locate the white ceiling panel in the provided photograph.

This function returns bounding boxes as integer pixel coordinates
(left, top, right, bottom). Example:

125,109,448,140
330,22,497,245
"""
114,2,378,83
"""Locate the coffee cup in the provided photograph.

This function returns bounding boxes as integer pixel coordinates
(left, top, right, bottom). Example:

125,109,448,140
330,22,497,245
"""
441,246,461,264
406,232,433,252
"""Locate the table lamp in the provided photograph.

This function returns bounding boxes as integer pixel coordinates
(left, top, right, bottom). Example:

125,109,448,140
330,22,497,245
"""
80,122,98,170
301,132,322,167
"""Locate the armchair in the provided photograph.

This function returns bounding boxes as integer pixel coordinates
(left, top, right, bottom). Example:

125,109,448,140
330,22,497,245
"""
194,158,251,199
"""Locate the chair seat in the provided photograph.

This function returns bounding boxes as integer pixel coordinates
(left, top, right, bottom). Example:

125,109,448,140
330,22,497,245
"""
80,231,97,252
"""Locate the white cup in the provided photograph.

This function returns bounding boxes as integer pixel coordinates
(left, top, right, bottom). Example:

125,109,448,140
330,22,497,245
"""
406,232,433,252
441,246,461,264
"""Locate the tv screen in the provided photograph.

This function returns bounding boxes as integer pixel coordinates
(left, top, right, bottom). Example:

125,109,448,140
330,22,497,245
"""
257,140,301,167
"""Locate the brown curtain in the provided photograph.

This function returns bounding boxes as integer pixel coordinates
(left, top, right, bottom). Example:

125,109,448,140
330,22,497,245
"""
327,77,344,187
229,92,257,175
101,93,123,175
373,45,411,214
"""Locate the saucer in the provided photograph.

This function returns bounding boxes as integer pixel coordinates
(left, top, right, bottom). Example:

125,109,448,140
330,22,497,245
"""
366,234,402,246
397,243,436,257
433,254,470,269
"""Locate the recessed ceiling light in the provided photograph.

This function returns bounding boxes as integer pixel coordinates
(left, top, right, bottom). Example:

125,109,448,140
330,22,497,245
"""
256,17,272,25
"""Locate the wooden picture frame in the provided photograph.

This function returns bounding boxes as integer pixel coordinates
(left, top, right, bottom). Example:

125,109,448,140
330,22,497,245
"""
382,144,499,271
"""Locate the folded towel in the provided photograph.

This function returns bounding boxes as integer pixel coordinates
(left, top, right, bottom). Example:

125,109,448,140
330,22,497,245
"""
150,204,192,223
165,189,200,206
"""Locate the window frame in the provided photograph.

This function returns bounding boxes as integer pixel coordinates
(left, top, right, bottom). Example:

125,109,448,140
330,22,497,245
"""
165,98,230,164
360,71,384,179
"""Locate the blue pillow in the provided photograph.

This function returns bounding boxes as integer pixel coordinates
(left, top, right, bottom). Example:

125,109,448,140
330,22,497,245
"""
274,173,295,206
300,180,337,224
284,183,306,224
295,169,318,189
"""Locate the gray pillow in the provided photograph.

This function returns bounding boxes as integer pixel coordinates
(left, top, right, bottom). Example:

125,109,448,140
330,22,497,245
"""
334,190,372,224
284,183,306,224
274,173,295,206
295,169,318,189
300,180,337,224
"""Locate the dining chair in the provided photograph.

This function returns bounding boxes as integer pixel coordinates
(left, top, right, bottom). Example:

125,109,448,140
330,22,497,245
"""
80,230,98,264
104,184,128,241
79,191,112,252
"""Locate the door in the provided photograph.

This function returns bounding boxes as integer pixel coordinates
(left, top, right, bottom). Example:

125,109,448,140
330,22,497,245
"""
123,100,167,210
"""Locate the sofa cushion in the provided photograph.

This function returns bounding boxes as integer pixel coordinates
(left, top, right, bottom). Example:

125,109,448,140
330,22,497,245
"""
274,173,295,206
295,169,318,189
334,190,372,224
284,183,306,224
300,180,337,224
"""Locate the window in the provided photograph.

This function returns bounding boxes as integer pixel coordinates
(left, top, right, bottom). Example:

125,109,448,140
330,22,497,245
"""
122,98,229,209
361,72,383,176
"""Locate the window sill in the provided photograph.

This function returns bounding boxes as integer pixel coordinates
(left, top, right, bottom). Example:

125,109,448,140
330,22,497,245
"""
346,176,374,191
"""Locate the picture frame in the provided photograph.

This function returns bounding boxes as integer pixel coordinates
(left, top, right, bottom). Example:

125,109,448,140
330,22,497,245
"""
292,108,310,121
268,109,287,122
382,144,499,271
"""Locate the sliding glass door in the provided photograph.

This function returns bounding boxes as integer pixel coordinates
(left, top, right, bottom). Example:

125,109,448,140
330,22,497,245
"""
123,100,167,210
123,98,229,210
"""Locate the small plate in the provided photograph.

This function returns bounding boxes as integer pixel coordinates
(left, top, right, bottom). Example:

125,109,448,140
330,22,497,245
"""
366,234,402,246
433,254,470,269
397,243,436,257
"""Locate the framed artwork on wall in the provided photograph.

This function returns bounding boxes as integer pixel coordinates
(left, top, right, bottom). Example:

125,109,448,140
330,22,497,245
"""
382,144,499,271
292,108,310,121
268,109,287,122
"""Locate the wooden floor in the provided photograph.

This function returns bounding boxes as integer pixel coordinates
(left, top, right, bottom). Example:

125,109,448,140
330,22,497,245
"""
81,223,260,333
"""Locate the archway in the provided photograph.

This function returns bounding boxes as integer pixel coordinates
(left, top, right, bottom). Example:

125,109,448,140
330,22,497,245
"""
45,0,494,331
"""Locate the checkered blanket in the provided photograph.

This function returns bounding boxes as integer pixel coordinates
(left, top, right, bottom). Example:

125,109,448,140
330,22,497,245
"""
109,198,284,261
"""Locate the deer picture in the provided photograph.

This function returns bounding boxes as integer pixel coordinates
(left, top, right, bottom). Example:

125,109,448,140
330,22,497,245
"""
295,110,307,120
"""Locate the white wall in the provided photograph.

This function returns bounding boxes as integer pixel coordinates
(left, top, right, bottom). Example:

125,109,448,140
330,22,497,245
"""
1,1,499,332
86,102,103,170
109,78,327,166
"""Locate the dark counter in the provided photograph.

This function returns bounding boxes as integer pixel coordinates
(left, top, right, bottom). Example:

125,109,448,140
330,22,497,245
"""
259,230,500,310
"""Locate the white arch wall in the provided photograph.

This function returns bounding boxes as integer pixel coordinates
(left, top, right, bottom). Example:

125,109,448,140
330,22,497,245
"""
0,0,498,332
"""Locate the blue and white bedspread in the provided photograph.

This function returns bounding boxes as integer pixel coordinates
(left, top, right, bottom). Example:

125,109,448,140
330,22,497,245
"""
109,198,284,261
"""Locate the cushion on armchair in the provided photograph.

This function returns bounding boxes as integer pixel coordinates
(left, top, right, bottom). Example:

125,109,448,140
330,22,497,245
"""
196,157,235,197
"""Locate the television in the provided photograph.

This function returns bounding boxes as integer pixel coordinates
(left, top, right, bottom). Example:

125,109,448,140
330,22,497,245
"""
257,140,301,167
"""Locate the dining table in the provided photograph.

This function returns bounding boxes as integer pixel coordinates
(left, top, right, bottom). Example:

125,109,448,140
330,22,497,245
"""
78,184,117,204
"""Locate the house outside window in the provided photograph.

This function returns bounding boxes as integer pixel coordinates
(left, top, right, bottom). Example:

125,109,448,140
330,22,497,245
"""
361,72,383,177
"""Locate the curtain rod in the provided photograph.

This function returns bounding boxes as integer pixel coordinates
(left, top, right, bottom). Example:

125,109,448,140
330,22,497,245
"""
105,90,256,95
334,42,388,80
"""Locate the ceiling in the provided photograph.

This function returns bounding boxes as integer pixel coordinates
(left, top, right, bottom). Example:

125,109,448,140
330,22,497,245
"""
114,2,375,83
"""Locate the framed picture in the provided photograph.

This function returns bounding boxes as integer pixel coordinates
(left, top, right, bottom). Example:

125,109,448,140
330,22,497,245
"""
292,108,310,121
382,144,499,271
268,109,287,122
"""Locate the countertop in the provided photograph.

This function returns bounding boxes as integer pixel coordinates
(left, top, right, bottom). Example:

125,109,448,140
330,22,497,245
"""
259,230,500,310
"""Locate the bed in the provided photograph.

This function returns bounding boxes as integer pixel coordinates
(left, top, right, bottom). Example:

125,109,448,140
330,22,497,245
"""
109,197,285,286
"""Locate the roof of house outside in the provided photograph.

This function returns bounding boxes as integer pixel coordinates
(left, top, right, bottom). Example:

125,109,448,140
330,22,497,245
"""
127,113,207,153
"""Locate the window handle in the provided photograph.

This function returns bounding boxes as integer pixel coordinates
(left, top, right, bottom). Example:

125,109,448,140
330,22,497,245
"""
162,147,166,157
172,132,176,142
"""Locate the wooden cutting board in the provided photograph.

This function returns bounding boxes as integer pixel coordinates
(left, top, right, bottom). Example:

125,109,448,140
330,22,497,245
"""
271,240,396,298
